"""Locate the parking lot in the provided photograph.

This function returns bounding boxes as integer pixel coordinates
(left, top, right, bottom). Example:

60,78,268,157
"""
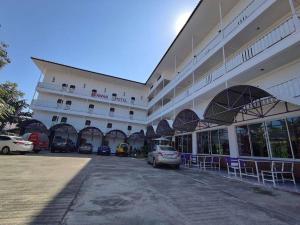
0,153,300,225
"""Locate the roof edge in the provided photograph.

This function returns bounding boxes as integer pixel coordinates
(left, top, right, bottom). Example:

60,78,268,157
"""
31,57,146,86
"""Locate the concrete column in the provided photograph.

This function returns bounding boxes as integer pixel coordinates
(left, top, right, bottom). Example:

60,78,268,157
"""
227,125,239,158
192,132,197,155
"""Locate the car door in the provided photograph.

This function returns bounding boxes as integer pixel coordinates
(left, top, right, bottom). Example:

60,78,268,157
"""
0,136,11,150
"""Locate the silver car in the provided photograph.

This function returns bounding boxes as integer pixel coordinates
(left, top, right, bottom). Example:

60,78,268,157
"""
147,145,181,169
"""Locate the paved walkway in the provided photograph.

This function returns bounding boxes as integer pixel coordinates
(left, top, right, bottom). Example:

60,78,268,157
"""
0,153,300,225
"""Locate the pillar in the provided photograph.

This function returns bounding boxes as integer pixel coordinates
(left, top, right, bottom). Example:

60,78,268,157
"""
289,0,300,31
227,125,239,158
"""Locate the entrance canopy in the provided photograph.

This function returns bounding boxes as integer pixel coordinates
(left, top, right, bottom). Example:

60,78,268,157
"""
156,119,174,137
105,129,127,140
128,130,145,141
49,123,78,144
19,119,48,135
146,125,160,139
203,85,272,125
173,109,199,132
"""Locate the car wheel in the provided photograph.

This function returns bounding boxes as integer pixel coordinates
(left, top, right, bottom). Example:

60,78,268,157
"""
2,147,10,155
153,158,157,168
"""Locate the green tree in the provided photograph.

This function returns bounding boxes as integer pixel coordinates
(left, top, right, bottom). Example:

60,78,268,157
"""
0,82,30,130
0,42,10,69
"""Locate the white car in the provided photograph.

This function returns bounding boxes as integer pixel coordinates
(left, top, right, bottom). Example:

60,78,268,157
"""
147,145,181,169
0,135,33,155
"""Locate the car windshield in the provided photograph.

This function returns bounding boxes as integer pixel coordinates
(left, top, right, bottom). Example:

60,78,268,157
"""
159,146,176,151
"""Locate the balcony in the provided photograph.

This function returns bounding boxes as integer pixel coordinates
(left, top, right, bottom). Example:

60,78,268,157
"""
148,16,299,122
148,0,272,108
37,82,148,110
31,100,147,125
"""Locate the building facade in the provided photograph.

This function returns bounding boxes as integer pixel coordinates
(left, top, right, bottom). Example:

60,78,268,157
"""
30,0,300,163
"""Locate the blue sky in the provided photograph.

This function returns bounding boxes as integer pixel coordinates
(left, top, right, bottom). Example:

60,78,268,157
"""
0,0,199,101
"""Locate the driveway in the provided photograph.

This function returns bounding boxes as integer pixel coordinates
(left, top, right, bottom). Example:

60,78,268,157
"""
0,153,300,225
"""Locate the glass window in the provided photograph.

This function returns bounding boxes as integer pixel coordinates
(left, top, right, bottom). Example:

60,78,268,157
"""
197,131,210,154
211,130,219,154
85,120,91,126
187,134,192,153
287,116,300,159
236,125,251,156
61,117,67,123
89,104,94,109
128,126,132,131
267,119,292,158
249,123,268,157
107,123,112,128
52,115,58,122
219,129,229,155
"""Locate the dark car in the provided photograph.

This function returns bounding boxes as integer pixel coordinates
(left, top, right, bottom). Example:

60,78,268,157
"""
50,137,76,153
78,143,93,154
97,145,111,156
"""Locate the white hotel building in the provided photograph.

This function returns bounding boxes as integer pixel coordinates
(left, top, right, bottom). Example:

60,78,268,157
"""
29,0,300,174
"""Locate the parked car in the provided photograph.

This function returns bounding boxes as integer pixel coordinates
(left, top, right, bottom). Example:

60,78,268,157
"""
22,132,49,153
78,143,93,154
0,135,33,155
50,136,76,153
97,145,111,155
116,143,129,156
147,145,181,169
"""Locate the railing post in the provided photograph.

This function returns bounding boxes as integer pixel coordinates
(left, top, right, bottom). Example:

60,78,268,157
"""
289,0,300,31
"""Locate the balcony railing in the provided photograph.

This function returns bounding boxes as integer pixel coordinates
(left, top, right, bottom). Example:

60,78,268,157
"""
37,82,147,108
31,100,146,123
148,17,297,122
148,0,269,108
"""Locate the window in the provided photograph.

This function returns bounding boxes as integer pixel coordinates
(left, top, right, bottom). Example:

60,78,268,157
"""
123,91,126,96
57,99,63,104
65,100,72,109
128,126,132,131
112,93,117,100
196,129,229,155
52,115,59,122
107,123,112,128
287,116,300,159
131,97,135,104
248,123,268,157
104,88,106,93
62,83,68,88
129,111,134,115
157,75,162,81
88,104,94,109
83,83,86,88
91,89,97,97
52,77,55,82
110,108,115,112
267,119,292,158
85,120,91,126
69,85,75,89
236,125,251,156
0,136,11,141
61,117,67,123
175,134,192,153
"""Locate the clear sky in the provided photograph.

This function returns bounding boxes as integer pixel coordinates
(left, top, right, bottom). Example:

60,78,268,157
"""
0,0,199,101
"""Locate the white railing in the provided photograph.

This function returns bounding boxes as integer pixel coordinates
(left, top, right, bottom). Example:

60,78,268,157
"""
223,0,268,38
31,100,146,123
268,77,300,99
226,18,296,72
148,0,269,108
37,82,147,108
148,17,297,122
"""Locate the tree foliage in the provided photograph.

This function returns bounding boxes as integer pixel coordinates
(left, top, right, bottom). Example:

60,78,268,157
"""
0,42,10,69
0,82,31,130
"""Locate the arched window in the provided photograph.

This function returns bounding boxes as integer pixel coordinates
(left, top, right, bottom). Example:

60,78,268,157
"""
61,117,67,123
85,120,91,126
